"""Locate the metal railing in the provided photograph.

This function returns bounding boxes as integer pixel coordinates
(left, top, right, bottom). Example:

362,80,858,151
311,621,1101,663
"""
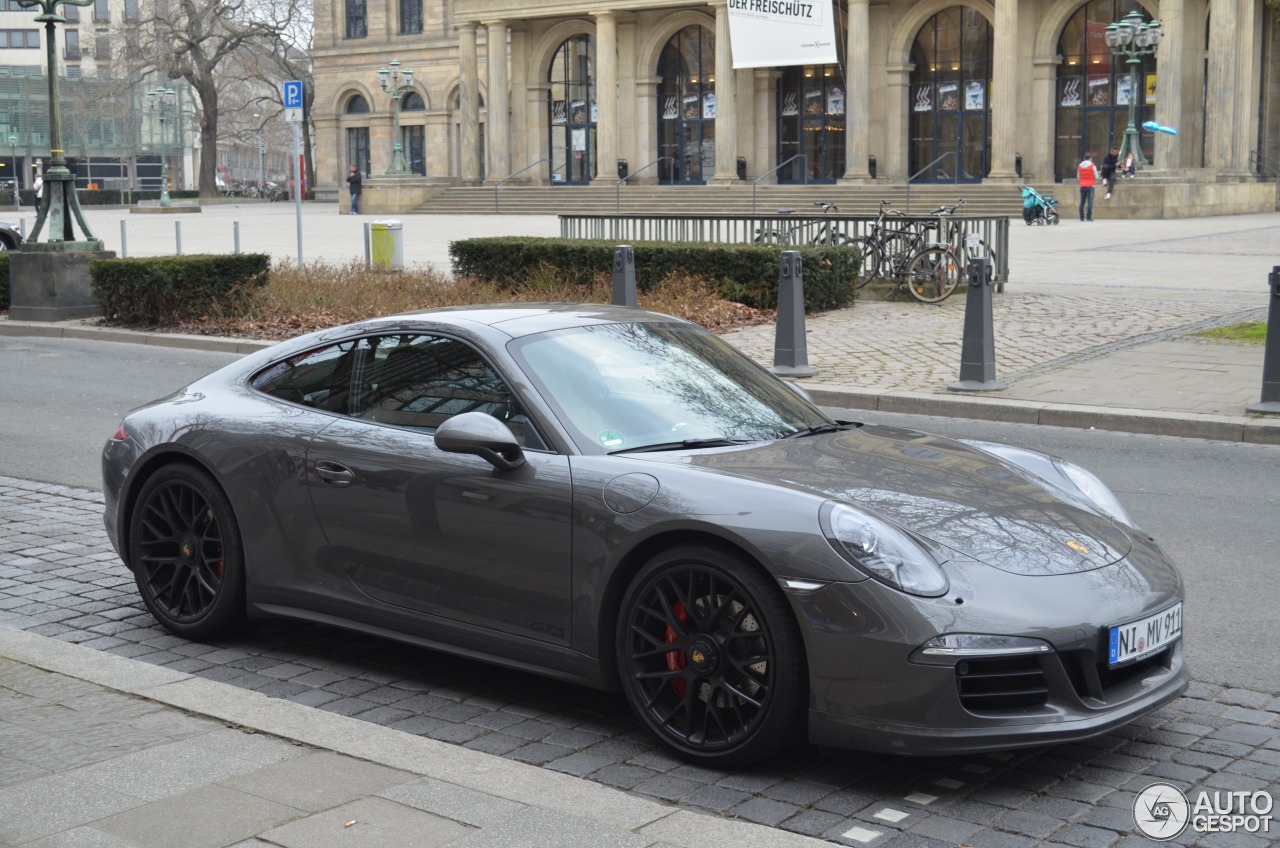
905,152,957,213
494,159,551,213
751,154,806,214
559,211,1010,287
1249,151,1280,177
615,156,671,213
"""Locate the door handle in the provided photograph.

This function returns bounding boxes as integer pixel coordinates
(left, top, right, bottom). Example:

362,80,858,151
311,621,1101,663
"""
314,460,355,487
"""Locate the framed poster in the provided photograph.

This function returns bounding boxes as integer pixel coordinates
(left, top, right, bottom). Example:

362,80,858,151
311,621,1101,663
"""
965,80,984,110
1144,72,1157,104
570,100,587,124
912,83,934,112
1116,74,1133,106
571,128,586,151
661,95,678,121
1060,77,1082,107
551,100,567,125
1087,75,1109,105
938,82,959,111
702,91,717,120
683,94,699,120
826,86,845,115
781,90,800,116
804,89,823,115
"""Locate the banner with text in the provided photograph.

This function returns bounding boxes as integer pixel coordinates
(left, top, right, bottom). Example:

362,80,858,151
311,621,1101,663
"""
727,0,839,69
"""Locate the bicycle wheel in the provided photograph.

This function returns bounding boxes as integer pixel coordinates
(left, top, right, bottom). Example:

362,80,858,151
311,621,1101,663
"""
753,229,785,244
847,237,882,289
905,247,961,303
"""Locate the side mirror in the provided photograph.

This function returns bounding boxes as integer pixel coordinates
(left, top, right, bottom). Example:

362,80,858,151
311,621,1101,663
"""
434,412,526,471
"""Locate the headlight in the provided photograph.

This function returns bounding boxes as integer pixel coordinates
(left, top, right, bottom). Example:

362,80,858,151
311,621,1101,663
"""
821,502,949,597
1052,459,1134,527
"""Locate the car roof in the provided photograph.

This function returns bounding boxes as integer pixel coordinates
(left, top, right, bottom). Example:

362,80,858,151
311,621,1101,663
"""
388,303,689,339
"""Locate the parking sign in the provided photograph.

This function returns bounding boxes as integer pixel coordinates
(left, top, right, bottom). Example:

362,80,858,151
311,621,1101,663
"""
283,81,303,109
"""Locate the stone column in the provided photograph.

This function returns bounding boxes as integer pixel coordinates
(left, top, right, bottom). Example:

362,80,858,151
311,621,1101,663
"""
885,64,912,180
485,20,510,182
528,82,551,183
593,11,620,184
459,21,481,183
1204,0,1255,174
1152,0,1183,169
618,17,639,177
509,25,529,175
1028,57,1059,180
635,77,660,182
987,0,1019,179
754,69,776,183
712,0,738,182
842,0,873,181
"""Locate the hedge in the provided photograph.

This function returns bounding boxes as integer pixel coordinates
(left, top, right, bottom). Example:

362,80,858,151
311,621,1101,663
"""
89,254,271,325
448,237,861,312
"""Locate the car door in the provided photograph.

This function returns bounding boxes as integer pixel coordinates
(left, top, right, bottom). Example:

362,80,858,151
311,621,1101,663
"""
304,332,574,646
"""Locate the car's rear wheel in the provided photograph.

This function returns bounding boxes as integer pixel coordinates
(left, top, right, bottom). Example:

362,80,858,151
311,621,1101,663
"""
616,544,805,765
128,464,246,639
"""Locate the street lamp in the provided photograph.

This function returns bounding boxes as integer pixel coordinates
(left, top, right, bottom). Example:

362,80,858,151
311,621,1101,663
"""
377,59,414,175
254,112,265,191
146,86,176,207
7,135,15,208
1104,9,1162,171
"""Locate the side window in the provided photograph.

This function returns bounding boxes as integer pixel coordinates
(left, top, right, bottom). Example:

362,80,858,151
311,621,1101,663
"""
253,334,545,449
356,334,545,448
251,341,364,413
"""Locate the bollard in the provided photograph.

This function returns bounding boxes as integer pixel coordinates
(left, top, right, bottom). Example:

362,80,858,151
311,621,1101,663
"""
119,219,127,258
1246,266,1280,413
175,220,182,256
769,250,817,377
612,245,637,307
364,222,372,270
19,216,25,239
233,221,240,254
948,241,1007,392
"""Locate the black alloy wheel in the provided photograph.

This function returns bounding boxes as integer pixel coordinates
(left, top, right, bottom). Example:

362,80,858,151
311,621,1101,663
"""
129,464,246,639
617,545,805,765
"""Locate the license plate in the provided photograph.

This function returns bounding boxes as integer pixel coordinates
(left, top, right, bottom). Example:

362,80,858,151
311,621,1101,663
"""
1108,603,1182,667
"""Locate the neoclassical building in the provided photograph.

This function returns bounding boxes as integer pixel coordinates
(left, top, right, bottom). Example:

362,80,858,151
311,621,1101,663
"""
312,0,1276,208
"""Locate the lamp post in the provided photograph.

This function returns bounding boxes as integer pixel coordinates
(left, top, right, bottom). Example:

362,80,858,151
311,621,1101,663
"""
1104,9,1162,171
254,112,265,191
146,86,176,207
7,135,15,208
376,59,414,175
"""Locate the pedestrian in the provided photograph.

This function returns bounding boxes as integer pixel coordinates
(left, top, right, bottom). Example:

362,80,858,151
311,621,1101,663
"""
1100,146,1118,200
346,163,362,215
33,173,42,205
1122,152,1136,178
1077,152,1100,222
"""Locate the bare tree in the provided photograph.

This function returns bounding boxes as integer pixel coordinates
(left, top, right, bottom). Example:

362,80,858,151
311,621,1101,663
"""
143,0,291,195
241,0,316,195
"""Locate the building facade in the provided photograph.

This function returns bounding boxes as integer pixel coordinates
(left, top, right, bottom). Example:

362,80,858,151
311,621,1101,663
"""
312,0,1276,203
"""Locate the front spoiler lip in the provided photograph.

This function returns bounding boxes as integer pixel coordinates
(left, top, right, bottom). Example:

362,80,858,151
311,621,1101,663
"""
807,663,1189,756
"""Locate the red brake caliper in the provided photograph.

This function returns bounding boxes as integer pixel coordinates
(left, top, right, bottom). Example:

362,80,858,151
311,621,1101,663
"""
665,601,688,697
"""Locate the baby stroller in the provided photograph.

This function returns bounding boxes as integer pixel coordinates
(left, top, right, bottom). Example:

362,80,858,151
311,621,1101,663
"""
1020,185,1060,226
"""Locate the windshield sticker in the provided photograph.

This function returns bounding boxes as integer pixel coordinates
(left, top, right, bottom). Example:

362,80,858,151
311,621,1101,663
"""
598,430,624,448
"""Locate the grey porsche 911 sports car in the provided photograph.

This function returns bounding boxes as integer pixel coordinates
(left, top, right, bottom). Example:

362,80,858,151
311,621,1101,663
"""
102,304,1187,765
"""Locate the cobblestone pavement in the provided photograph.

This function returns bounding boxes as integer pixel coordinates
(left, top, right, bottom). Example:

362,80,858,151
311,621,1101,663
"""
3,476,1277,848
721,290,1267,396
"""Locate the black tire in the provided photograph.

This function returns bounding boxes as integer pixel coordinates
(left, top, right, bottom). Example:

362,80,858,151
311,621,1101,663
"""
128,464,246,639
616,544,806,766
848,236,882,289
904,246,961,303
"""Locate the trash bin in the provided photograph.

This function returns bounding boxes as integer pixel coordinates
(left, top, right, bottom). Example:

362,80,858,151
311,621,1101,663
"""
617,159,628,180
736,156,747,180
370,219,404,270
868,155,877,179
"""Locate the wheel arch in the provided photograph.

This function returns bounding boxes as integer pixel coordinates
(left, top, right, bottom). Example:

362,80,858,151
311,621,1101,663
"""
594,527,809,690
117,446,233,566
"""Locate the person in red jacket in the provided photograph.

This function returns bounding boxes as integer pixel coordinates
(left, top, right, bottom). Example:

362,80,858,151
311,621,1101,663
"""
1077,153,1100,222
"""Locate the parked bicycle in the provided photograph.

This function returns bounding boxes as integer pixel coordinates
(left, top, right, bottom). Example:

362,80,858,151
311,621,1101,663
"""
849,200,962,303
925,198,998,278
753,201,852,247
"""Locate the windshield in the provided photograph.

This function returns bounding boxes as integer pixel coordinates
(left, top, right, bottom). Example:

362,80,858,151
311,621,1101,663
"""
510,321,833,453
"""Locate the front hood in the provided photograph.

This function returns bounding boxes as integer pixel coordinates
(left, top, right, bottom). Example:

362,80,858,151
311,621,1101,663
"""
672,424,1132,576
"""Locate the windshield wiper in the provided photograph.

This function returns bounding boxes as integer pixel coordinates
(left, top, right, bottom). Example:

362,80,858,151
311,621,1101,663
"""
610,438,754,455
781,423,843,439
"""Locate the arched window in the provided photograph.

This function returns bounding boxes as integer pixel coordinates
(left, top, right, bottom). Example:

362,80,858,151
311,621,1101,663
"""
909,9,992,183
777,65,846,184
657,25,715,184
402,91,426,111
1055,0,1156,179
548,35,594,185
345,94,370,114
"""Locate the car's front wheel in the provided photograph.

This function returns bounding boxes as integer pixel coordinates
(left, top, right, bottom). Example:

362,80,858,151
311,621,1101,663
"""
128,464,246,639
616,544,805,765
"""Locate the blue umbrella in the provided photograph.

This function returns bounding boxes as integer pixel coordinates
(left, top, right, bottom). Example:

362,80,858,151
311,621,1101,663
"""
1142,120,1178,135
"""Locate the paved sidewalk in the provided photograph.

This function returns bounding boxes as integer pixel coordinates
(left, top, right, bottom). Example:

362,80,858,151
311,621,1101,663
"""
1,626,814,848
